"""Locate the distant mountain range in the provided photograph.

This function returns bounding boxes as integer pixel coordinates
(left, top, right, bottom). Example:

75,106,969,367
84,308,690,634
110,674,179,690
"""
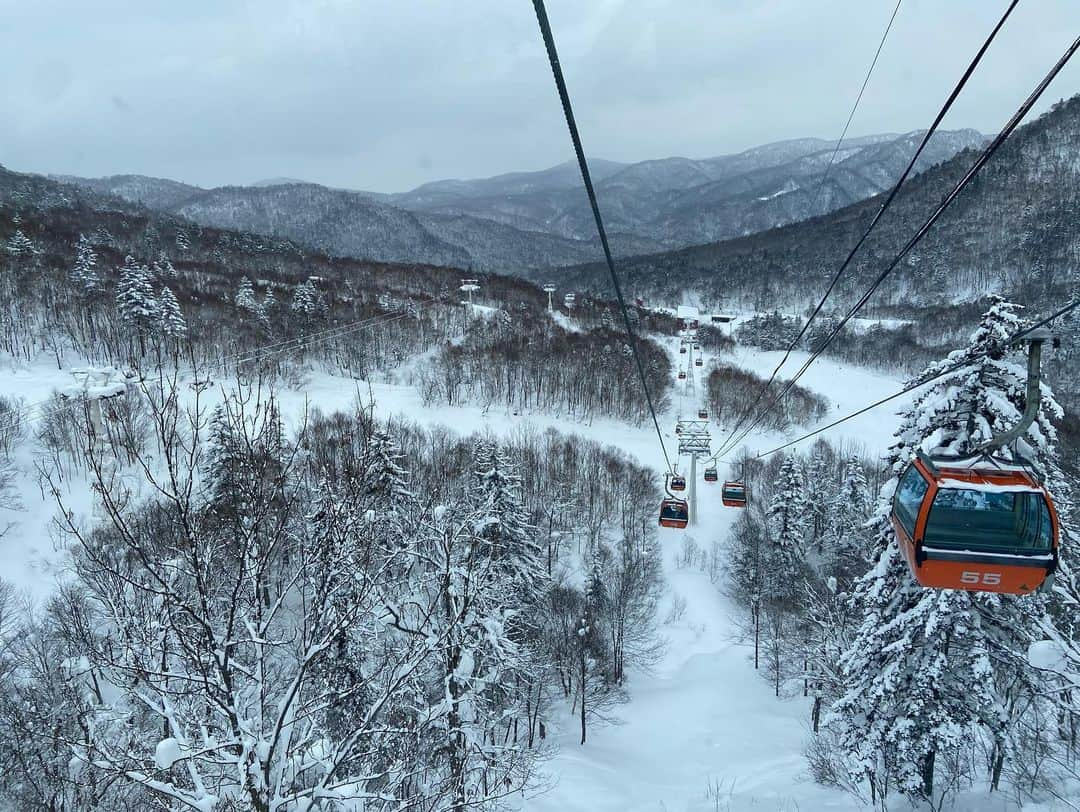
55,129,984,273
540,97,1079,317
384,130,985,247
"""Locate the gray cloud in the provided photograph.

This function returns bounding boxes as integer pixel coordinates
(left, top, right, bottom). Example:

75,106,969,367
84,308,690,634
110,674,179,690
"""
1,0,1077,192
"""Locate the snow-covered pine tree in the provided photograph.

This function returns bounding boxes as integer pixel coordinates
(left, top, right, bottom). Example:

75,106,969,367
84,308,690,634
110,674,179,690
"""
469,441,545,599
357,422,411,503
115,256,159,332
203,398,286,524
156,251,178,280
825,296,1068,806
158,252,176,280
92,226,116,249
804,442,833,552
761,455,810,695
256,287,277,331
765,455,810,606
158,286,187,340
69,234,100,295
802,454,875,735
822,455,873,584
291,278,325,324
5,229,36,257
235,276,257,314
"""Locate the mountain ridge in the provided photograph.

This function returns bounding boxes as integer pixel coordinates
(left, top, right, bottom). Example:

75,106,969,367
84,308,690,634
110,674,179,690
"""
51,128,985,272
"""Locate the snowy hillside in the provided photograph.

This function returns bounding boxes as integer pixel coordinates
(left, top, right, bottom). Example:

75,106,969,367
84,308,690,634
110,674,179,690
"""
0,309,904,812
0,209,1078,809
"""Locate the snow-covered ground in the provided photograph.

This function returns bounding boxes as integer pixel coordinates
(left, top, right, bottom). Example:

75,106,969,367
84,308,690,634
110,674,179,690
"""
522,337,908,812
721,310,913,334
0,334,913,810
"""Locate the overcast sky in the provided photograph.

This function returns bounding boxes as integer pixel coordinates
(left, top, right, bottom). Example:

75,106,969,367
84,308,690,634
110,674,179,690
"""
1,0,1077,193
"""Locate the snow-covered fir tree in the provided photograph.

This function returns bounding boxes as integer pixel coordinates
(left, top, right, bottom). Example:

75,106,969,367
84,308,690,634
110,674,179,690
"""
5,229,36,257
154,251,178,281
469,441,545,599
760,455,811,695
115,256,159,332
158,285,187,339
256,287,277,330
804,443,833,550
765,455,809,605
92,226,116,248
69,234,100,295
825,297,1070,806
822,455,873,583
291,278,325,322
235,275,258,314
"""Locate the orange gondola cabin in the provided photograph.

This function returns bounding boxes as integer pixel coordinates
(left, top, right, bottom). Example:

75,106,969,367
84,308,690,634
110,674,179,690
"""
659,498,689,528
721,481,747,507
890,453,1059,594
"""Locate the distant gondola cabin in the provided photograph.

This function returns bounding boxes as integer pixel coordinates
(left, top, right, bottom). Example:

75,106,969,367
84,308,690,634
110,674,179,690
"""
722,481,747,507
659,498,689,528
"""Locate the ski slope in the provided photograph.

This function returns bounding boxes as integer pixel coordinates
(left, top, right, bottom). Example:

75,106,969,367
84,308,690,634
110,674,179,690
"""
0,336,911,810
520,337,907,812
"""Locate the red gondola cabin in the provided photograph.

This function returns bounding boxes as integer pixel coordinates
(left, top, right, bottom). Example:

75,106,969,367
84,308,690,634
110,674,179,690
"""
670,474,687,492
704,466,718,483
659,498,689,528
890,453,1058,594
722,481,747,507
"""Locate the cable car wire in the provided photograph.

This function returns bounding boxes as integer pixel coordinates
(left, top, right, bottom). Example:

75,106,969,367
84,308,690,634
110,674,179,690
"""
530,0,674,472
715,0,1021,459
751,295,1080,460
809,0,903,216
717,31,1080,458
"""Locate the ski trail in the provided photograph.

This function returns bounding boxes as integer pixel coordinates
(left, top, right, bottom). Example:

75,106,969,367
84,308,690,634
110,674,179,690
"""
520,335,897,812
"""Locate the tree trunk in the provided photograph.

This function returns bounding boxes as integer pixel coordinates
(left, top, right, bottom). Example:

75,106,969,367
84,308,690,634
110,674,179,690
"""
921,748,935,799
990,743,1004,791
579,640,587,745
753,603,760,670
